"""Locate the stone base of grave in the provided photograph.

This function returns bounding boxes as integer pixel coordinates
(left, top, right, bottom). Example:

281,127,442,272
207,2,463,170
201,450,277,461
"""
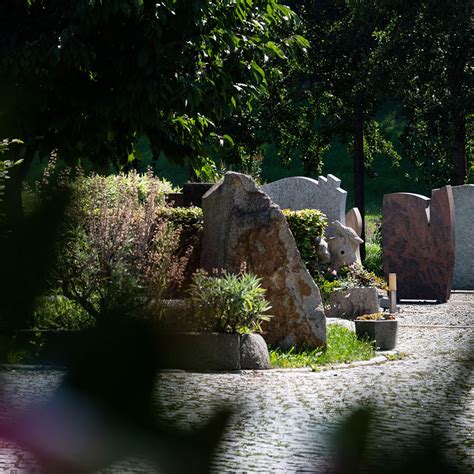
1,329,271,371
324,287,380,319
159,333,270,371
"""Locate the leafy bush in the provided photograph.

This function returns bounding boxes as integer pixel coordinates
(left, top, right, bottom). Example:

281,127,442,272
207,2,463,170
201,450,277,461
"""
33,293,95,330
70,170,177,213
363,242,384,277
0,139,23,204
364,214,383,276
56,172,191,321
283,209,327,276
157,206,204,245
188,270,272,333
338,263,387,290
156,206,204,293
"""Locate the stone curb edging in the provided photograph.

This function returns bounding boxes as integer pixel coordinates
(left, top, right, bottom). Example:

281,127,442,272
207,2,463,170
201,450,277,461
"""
0,352,404,374
399,324,474,329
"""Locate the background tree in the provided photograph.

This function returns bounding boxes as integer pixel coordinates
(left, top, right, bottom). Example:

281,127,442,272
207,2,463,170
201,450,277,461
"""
377,0,473,186
0,0,302,224
257,0,400,258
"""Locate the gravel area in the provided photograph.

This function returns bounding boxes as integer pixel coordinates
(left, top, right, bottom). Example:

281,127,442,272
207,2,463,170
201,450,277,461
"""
0,293,473,473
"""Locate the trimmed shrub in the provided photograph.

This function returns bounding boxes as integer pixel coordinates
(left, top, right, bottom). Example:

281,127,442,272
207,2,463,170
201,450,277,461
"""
156,206,204,293
157,206,204,244
283,209,327,276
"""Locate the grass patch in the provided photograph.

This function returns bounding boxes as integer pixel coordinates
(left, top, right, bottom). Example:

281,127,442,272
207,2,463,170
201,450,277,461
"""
269,324,375,369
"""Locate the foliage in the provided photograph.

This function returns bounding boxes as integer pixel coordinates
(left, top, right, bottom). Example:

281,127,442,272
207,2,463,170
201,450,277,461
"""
318,279,344,301
283,209,327,275
0,1,303,171
38,164,177,206
0,139,23,201
363,213,383,275
260,1,401,172
188,269,272,334
33,293,95,330
157,206,203,245
56,172,190,320
338,264,387,290
363,242,383,277
377,0,472,186
193,157,226,183
318,263,387,301
269,324,374,368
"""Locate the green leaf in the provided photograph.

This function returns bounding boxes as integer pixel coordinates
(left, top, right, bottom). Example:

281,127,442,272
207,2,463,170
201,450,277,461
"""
266,41,286,59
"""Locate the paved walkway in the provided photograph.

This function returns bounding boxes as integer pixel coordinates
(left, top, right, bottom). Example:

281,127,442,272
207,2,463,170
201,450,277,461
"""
1,293,473,472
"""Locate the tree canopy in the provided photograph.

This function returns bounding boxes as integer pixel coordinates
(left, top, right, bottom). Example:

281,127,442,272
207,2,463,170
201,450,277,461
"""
0,0,304,166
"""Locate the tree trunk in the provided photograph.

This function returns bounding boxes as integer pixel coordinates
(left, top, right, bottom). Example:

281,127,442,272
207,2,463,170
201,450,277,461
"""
452,113,467,185
353,108,366,261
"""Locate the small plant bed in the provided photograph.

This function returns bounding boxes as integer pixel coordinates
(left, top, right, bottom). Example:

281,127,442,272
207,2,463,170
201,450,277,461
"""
269,324,375,369
356,312,396,321
354,312,398,350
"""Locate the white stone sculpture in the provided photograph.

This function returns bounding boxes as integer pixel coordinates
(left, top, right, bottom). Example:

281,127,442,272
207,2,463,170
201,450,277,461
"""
328,221,364,270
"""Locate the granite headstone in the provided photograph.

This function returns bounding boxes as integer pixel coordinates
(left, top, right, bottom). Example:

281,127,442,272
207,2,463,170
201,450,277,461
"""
452,185,474,290
260,175,347,236
382,186,455,302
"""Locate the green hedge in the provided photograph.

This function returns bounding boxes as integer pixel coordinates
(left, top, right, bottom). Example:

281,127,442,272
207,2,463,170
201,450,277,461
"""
157,206,204,247
283,209,328,277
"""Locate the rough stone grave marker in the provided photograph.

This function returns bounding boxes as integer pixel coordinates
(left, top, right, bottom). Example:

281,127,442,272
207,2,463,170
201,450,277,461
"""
382,186,455,302
201,172,326,349
452,184,474,290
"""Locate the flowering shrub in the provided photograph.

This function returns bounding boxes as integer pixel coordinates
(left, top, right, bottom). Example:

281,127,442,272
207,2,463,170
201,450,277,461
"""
318,263,387,301
56,172,190,321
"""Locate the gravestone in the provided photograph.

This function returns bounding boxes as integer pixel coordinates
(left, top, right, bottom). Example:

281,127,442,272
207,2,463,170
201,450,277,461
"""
201,172,326,349
345,207,363,261
260,175,347,235
382,186,455,302
452,185,474,290
346,207,362,237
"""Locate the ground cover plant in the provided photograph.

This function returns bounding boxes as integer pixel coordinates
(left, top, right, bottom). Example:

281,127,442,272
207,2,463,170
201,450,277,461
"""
269,324,375,369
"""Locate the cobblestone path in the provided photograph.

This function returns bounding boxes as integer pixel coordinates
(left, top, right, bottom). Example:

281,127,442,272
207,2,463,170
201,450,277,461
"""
1,293,473,472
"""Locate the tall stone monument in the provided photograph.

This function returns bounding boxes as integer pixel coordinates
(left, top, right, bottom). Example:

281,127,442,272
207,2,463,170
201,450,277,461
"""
382,186,455,302
201,172,326,349
260,175,347,236
452,184,474,290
